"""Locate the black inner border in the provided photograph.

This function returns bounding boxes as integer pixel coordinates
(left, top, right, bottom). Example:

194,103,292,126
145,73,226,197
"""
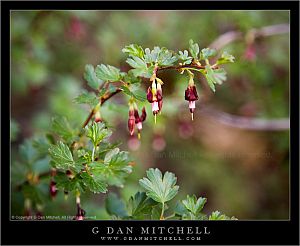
1,1,299,245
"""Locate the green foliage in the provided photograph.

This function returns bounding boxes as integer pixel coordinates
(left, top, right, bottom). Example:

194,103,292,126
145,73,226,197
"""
182,195,207,215
216,51,235,65
127,191,157,219
205,65,227,92
189,39,200,59
86,122,112,147
12,38,236,220
209,211,237,220
95,64,120,82
125,56,150,77
105,193,128,218
84,64,104,90
46,120,133,199
121,84,147,102
49,141,81,172
51,116,76,142
104,168,236,220
74,91,99,107
80,172,107,193
89,148,133,187
201,48,217,60
122,44,144,59
139,168,179,204
178,50,193,65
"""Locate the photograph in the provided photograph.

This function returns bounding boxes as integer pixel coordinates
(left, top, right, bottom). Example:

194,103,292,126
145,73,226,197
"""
3,3,298,245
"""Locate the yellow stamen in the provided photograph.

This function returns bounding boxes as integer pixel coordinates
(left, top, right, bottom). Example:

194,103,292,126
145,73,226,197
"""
154,114,157,124
138,132,141,140
191,112,194,121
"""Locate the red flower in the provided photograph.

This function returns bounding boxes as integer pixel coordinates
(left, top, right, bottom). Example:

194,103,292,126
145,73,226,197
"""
49,180,57,199
185,85,199,120
147,80,163,122
134,107,147,139
128,108,135,136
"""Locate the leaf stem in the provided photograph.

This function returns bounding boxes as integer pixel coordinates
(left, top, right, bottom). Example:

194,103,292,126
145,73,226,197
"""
160,202,165,220
92,146,96,162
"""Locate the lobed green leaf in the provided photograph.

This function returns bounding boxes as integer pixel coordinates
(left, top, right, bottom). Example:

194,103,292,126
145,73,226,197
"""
105,193,128,218
139,168,179,204
205,65,227,92
80,172,107,193
73,91,99,107
95,64,120,82
200,48,217,60
189,39,200,60
86,122,112,147
51,116,76,142
216,51,235,65
48,141,82,172
122,44,144,59
84,64,104,90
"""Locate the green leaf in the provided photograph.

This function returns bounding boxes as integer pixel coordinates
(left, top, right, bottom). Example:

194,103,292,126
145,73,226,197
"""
19,139,38,165
128,192,158,219
104,147,120,163
55,173,85,192
51,116,75,142
120,84,147,102
144,46,160,63
90,151,132,187
205,65,227,92
126,56,150,78
157,47,178,66
80,172,107,193
178,50,193,65
216,51,235,65
86,122,112,147
182,195,207,215
95,64,120,82
189,39,200,60
151,204,163,220
32,136,51,158
209,211,237,220
73,91,99,107
144,46,177,66
48,141,81,172
23,184,44,205
200,48,217,60
139,168,179,204
105,193,128,218
122,44,144,58
122,70,142,84
84,64,104,90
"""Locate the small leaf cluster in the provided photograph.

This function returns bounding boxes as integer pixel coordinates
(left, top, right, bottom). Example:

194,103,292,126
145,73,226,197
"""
75,40,235,115
105,168,237,220
48,120,133,194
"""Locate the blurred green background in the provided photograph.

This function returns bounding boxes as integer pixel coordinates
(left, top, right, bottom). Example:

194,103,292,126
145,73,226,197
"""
11,10,289,220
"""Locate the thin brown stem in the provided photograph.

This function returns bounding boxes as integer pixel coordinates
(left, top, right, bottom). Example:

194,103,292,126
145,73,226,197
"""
157,64,207,72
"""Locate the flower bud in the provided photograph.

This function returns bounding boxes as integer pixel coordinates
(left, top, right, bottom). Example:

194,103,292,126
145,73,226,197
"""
49,180,57,199
128,109,135,136
94,110,102,123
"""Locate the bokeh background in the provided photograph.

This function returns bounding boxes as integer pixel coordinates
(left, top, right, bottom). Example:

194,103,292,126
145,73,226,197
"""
11,10,289,220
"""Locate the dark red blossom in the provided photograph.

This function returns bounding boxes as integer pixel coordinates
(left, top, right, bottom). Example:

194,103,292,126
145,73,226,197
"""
128,108,135,136
49,180,57,199
185,85,199,119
